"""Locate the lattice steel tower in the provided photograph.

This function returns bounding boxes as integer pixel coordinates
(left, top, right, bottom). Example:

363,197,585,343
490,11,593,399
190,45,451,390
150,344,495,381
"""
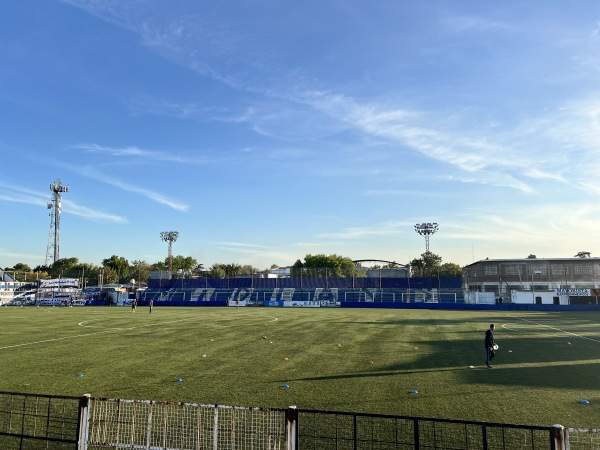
160,231,179,275
414,222,439,253
45,179,70,265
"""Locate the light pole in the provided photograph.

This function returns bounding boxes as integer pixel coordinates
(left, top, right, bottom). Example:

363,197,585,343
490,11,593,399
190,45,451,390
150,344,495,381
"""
414,223,439,253
160,231,179,277
532,270,541,303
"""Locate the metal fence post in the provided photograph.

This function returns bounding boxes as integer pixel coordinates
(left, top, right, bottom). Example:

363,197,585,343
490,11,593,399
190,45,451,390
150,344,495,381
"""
77,394,91,450
550,424,567,450
285,406,298,450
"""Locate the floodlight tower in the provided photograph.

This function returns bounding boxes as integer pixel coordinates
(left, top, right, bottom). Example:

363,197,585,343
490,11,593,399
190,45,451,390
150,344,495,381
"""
160,231,179,275
45,179,70,265
414,222,439,253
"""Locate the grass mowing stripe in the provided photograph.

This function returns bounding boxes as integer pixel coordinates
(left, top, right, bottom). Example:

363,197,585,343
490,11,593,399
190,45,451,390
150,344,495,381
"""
505,314,600,343
1,317,199,350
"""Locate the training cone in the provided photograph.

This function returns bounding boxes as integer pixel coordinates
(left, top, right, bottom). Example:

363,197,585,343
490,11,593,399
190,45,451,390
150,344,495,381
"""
177,378,183,383
582,400,589,404
411,390,418,395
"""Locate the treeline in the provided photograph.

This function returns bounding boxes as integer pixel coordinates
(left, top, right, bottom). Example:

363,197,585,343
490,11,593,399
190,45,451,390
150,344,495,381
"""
4,251,461,285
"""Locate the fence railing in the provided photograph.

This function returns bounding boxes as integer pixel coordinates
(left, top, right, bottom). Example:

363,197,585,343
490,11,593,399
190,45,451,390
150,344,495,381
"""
3,391,598,449
0,390,84,449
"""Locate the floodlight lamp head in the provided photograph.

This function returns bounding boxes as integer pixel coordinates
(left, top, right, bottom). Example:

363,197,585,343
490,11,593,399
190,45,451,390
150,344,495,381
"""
160,231,179,243
414,222,439,236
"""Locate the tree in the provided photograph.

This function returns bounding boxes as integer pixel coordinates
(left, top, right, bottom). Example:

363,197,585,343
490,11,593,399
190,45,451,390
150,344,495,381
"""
168,255,197,272
291,254,360,278
101,266,119,284
526,254,537,259
50,258,80,278
410,252,443,277
130,260,152,284
102,255,130,283
574,251,591,258
4,263,35,282
208,264,227,278
439,262,462,277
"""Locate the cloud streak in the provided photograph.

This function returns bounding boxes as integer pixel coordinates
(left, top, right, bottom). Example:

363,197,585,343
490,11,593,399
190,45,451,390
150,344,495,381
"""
0,181,127,224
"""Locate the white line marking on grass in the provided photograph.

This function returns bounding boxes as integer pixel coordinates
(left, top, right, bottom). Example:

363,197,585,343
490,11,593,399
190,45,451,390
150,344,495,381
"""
0,318,196,351
505,315,600,343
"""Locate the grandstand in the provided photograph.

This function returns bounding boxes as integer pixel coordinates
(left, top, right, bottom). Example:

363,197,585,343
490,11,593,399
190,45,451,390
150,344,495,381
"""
136,276,464,307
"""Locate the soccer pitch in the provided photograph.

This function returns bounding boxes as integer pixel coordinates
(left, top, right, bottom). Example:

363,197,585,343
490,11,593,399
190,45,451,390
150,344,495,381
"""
1,306,599,428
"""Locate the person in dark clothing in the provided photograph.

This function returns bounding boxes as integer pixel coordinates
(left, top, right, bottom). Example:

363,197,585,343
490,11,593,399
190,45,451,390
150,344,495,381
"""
485,324,495,368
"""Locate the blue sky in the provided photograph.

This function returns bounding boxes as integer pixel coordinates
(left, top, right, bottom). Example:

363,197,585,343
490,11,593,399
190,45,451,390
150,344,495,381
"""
2,1,600,270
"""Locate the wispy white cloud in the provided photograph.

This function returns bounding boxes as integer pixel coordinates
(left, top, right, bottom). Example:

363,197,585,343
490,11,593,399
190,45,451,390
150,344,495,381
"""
213,242,271,249
0,181,128,224
72,143,217,165
0,249,43,261
215,243,296,263
441,15,515,33
76,166,190,212
61,199,128,224
317,220,410,240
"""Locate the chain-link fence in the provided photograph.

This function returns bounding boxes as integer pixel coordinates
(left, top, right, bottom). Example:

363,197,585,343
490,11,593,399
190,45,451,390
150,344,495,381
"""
0,391,82,449
297,409,561,450
0,391,591,449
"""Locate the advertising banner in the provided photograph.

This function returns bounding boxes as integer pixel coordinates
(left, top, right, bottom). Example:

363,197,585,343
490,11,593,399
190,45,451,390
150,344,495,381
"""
227,299,247,307
555,288,590,296
37,298,87,306
39,278,79,288
264,300,320,307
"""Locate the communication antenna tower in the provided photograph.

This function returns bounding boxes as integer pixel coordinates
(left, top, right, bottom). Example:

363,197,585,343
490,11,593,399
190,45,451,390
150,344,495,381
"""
414,222,438,253
45,179,70,265
160,231,179,275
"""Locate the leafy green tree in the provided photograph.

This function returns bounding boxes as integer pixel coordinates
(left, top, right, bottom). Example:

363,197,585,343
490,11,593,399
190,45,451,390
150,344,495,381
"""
291,254,360,278
410,252,443,277
12,263,31,272
168,255,197,272
4,263,36,282
100,266,119,284
72,262,101,288
50,258,80,278
130,260,152,284
102,255,130,283
439,262,462,277
209,264,227,278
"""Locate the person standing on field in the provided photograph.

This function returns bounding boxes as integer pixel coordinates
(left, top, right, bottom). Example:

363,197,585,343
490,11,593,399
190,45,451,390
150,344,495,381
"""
485,324,495,368
149,298,153,314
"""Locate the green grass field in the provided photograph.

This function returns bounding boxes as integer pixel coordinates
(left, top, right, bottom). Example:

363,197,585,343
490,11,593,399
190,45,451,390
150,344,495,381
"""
1,306,599,428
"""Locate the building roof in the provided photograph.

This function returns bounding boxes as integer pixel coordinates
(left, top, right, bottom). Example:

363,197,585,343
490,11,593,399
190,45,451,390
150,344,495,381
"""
463,257,600,268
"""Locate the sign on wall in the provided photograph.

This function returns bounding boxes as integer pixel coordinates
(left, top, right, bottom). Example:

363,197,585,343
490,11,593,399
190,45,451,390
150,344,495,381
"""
555,288,590,296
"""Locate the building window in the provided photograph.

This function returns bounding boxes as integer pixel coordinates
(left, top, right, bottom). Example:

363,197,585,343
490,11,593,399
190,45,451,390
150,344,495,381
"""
551,265,569,276
529,265,547,275
483,266,498,276
574,264,593,275
504,265,522,276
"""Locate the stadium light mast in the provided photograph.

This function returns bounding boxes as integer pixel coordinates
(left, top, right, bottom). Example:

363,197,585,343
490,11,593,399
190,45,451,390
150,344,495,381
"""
45,179,70,266
160,231,179,276
414,222,438,253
